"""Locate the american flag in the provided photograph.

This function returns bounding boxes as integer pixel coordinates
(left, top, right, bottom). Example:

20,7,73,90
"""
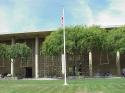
61,16,64,26
61,8,64,26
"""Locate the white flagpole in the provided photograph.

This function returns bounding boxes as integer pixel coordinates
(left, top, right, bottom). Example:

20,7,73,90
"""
62,8,68,85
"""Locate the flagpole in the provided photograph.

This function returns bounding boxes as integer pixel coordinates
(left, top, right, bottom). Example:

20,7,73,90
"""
62,8,68,85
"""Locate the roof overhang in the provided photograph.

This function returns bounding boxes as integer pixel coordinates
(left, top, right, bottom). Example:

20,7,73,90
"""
0,30,53,41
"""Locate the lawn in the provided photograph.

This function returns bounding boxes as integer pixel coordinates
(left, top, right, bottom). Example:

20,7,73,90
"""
0,78,125,93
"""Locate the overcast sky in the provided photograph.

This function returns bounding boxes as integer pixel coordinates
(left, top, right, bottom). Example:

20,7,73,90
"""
0,0,125,34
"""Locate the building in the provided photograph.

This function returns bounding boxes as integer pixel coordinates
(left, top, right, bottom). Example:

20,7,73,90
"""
0,31,57,78
0,30,125,78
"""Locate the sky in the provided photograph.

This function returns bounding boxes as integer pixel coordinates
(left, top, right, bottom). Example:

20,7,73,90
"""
0,0,125,34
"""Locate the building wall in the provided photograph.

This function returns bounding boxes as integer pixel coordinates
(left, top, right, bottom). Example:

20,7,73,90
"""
0,40,11,76
120,54,125,72
0,58,10,75
66,54,89,76
93,52,117,76
0,37,124,78
39,55,62,77
15,39,35,78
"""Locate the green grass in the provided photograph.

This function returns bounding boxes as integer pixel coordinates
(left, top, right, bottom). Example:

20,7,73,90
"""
0,78,125,93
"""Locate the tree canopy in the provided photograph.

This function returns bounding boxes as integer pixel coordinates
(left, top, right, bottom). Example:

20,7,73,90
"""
106,26,125,53
41,25,125,56
0,43,31,61
0,43,9,59
8,43,31,59
41,25,107,55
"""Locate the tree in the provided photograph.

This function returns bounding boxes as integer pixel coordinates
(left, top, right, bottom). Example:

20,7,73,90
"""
7,43,31,60
0,43,31,60
77,26,106,53
0,43,9,63
41,26,82,55
7,43,31,76
41,28,63,55
41,25,106,55
0,43,31,76
105,26,125,76
106,27,125,53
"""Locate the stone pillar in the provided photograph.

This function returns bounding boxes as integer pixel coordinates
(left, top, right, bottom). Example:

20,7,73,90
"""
89,51,93,77
11,37,15,77
35,36,39,78
116,51,121,76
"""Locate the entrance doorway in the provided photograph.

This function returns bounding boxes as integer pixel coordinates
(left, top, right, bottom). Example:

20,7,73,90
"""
25,67,32,78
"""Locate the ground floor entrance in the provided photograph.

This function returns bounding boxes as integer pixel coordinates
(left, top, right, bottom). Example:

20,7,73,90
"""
25,67,32,78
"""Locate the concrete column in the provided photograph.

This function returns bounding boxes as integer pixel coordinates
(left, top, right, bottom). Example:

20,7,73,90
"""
116,51,121,76
89,51,93,77
35,36,39,78
11,37,15,77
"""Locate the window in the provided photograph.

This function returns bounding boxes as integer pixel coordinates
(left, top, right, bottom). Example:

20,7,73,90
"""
100,52,110,65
